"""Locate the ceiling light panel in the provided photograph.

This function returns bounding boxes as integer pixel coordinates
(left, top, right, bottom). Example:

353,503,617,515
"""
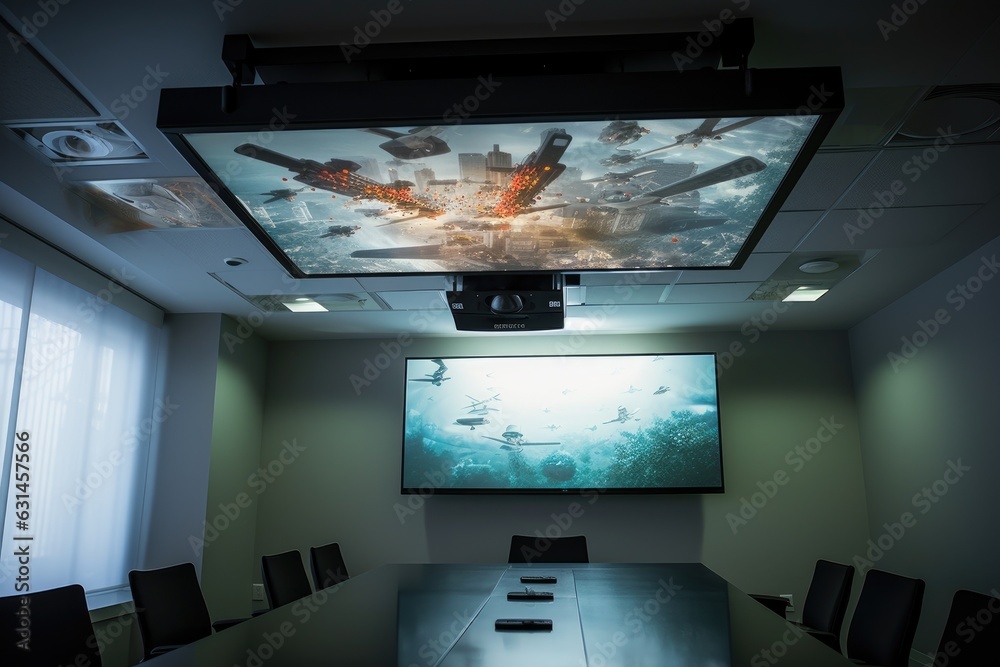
283,299,328,312
748,251,865,301
782,286,829,302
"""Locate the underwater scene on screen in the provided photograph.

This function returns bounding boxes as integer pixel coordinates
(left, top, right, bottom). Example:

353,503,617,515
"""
401,354,723,492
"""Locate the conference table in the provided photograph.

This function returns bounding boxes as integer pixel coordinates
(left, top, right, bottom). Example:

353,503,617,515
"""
145,563,857,666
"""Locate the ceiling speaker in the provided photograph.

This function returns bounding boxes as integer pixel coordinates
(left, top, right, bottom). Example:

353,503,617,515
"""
8,120,147,163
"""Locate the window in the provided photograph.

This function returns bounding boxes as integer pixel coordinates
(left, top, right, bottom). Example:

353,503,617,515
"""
0,246,160,602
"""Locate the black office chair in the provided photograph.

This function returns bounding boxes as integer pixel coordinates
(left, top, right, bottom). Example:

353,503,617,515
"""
0,583,102,666
508,534,589,563
932,589,1000,666
751,559,855,650
262,550,313,609
845,568,925,667
799,559,855,649
129,562,246,660
310,542,350,590
750,593,793,617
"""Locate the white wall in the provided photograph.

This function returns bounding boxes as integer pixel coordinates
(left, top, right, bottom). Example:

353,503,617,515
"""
137,313,220,571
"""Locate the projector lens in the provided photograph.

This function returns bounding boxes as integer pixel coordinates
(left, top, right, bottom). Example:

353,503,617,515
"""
490,294,523,314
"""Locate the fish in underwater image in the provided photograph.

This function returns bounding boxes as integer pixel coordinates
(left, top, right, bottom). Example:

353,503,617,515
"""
400,354,723,492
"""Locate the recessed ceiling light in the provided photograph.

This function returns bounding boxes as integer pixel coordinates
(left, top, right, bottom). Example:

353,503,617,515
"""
798,260,839,274
224,257,248,267
283,299,328,313
783,286,829,302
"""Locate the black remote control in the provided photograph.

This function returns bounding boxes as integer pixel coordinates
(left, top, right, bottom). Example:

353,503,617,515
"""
495,618,553,631
507,591,554,601
519,575,557,584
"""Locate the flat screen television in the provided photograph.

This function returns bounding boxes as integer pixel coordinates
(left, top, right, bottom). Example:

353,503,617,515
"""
158,64,843,278
400,353,723,494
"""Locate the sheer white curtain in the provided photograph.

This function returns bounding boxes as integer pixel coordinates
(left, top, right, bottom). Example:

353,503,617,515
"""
0,249,32,593
0,256,159,598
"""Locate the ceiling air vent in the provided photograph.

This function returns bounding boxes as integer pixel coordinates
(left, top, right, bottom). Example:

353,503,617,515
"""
891,84,1000,145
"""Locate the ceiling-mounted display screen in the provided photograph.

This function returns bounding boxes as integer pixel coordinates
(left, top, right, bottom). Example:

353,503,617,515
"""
400,353,723,494
160,61,843,277
183,114,817,275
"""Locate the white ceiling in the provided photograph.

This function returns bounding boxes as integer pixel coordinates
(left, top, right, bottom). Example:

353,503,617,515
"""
0,0,998,339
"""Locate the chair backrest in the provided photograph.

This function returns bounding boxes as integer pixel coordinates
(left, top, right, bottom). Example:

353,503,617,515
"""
310,542,350,590
846,568,925,667
129,562,213,660
508,534,589,563
933,589,1000,666
262,550,313,608
801,559,855,642
0,583,102,666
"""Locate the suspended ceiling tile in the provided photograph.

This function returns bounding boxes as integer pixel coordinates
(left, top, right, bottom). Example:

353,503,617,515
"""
576,271,679,287
377,290,449,311
754,211,823,253
666,282,760,303
941,19,1000,86
357,275,453,292
677,253,787,284
216,269,363,295
780,151,878,211
580,284,671,306
154,227,278,271
836,144,1000,209
796,204,982,252
0,16,99,122
821,87,927,148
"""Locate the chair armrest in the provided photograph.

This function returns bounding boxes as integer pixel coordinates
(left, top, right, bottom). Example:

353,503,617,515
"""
804,628,840,651
212,617,250,632
148,644,187,657
749,593,790,619
251,608,270,617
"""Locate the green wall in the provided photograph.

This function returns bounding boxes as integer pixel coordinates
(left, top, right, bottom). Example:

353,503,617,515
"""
252,329,870,623
202,316,269,618
849,232,1000,655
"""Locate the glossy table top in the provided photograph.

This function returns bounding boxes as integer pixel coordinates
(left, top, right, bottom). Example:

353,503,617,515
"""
144,563,856,666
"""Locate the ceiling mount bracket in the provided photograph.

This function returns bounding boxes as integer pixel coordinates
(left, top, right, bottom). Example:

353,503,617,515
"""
742,54,753,97
717,18,755,96
216,25,755,86
221,34,257,112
